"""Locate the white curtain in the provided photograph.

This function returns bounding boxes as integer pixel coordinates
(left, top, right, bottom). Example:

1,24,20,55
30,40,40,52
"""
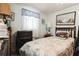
21,8,40,38
22,15,40,38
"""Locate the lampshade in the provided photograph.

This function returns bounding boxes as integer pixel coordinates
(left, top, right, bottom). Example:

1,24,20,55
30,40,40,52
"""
0,3,11,16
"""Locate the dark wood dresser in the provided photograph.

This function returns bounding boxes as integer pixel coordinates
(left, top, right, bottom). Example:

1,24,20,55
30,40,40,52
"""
16,31,32,55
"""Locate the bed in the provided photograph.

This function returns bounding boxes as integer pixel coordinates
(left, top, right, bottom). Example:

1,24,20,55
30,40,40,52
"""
20,36,75,56
19,25,76,56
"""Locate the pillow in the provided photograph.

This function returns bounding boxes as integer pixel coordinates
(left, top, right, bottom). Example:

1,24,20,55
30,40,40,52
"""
56,31,70,38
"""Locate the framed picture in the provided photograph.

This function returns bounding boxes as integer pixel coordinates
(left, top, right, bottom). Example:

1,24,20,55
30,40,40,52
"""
56,11,76,25
11,12,15,21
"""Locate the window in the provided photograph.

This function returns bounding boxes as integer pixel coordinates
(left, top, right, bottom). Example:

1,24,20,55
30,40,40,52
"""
23,16,39,31
21,8,40,37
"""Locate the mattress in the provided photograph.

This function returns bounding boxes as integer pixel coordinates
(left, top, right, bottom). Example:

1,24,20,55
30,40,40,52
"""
20,36,75,56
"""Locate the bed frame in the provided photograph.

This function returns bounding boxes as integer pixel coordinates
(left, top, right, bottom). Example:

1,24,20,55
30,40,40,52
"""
55,26,76,38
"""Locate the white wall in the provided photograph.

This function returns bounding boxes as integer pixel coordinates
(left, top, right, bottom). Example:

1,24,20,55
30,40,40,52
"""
11,4,79,38
47,4,79,37
10,4,47,38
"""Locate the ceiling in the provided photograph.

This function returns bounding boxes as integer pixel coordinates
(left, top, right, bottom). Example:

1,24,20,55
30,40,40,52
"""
19,3,78,14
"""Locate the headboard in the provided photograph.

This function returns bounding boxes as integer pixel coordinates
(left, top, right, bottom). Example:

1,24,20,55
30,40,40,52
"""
55,26,76,38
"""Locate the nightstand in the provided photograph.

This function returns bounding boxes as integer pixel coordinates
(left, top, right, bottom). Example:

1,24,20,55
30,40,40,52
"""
44,34,53,37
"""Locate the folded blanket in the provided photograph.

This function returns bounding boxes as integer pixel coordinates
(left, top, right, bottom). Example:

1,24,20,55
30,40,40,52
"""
0,29,8,36
0,23,7,29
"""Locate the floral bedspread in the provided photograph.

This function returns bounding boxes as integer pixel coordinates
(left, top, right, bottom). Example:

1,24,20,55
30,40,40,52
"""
20,37,74,56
